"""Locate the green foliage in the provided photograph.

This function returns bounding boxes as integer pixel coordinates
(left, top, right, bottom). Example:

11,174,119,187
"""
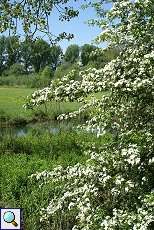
64,44,80,63
20,38,33,73
5,36,20,68
1,131,83,157
0,34,119,84
23,40,63,73
54,62,79,80
30,39,51,73
0,35,64,76
7,63,25,76
50,45,63,70
81,44,97,66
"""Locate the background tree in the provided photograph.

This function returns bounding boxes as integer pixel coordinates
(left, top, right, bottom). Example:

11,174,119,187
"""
30,39,51,73
50,45,63,71
20,38,33,74
0,36,6,75
5,36,20,69
64,44,80,64
81,44,97,66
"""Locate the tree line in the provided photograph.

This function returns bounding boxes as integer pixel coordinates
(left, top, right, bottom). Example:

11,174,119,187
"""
0,36,119,76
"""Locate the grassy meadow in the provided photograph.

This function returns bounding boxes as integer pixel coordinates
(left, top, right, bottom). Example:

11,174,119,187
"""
0,87,33,121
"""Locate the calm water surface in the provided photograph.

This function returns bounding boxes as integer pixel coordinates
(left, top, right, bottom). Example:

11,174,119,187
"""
0,121,75,137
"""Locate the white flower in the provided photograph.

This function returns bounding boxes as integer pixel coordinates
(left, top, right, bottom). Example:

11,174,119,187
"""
149,157,154,164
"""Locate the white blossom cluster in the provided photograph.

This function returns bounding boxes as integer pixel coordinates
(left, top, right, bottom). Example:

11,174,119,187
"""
24,68,105,108
121,144,140,165
31,141,154,229
101,204,154,230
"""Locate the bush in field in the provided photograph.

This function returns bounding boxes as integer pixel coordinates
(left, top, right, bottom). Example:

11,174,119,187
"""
41,66,54,79
8,63,25,76
37,66,54,87
26,1,154,229
54,62,79,80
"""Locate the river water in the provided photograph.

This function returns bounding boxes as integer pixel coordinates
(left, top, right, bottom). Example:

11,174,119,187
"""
0,121,75,137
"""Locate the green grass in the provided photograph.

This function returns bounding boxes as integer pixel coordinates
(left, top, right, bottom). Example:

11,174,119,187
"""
1,153,83,229
0,87,80,124
0,87,34,122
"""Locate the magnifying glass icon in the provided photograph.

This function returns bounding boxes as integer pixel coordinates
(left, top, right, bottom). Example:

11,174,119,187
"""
3,211,18,227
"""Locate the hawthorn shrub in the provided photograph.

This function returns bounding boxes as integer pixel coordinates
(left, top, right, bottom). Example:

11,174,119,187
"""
26,0,154,229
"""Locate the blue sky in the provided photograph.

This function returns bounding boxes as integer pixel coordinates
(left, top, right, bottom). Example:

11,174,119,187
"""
47,2,102,51
47,1,112,51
